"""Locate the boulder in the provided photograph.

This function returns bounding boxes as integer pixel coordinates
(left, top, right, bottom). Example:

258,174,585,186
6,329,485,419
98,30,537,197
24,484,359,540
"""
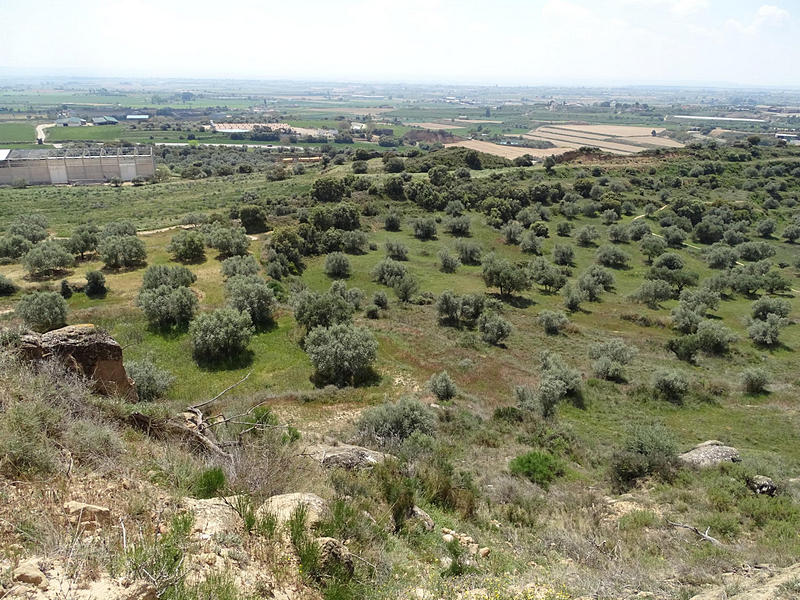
305,442,390,470
257,492,328,528
21,324,137,401
315,537,354,577
13,561,48,589
678,441,740,468
64,501,111,529
183,496,241,537
748,475,777,497
410,506,434,531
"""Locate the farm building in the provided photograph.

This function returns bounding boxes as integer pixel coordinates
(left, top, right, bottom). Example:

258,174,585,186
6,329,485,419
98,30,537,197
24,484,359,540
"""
55,117,86,127
126,114,149,120
0,146,155,186
92,116,119,125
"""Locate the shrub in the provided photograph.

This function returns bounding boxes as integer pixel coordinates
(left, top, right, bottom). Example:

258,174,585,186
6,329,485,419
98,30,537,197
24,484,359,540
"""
22,240,75,278
193,467,227,499
575,225,599,247
595,244,630,268
0,274,16,296
748,314,787,346
640,234,668,264
384,212,401,231
706,244,738,269
85,270,107,298
577,264,614,301
478,313,511,345
97,235,147,269
293,285,355,331
520,231,543,254
696,319,736,354
356,397,435,447
141,265,196,290
15,291,67,332
204,225,250,258
629,220,651,241
552,244,574,266
455,240,482,265
562,283,586,312
63,420,122,467
67,223,100,259
372,257,408,287
372,290,389,309
738,241,775,262
237,204,268,234
393,275,419,303
8,214,48,243
662,226,686,248
0,399,60,476
167,230,206,263
324,252,351,278
589,338,637,381
537,310,569,335
509,451,563,489
741,367,769,394
365,304,380,319
429,371,457,401
610,423,678,490
652,370,689,402
751,296,791,321
225,275,276,329
556,222,572,237
482,254,530,297
384,241,409,260
341,230,368,254
412,217,437,240
137,285,198,329
438,249,460,273
446,215,471,237
502,221,524,245
221,255,260,279
125,359,175,402
630,279,673,308
0,235,33,260
189,308,254,362
304,323,377,386
102,220,137,238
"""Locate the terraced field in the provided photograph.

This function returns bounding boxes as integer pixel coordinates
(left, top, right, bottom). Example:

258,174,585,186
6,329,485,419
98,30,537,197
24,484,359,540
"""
525,124,684,155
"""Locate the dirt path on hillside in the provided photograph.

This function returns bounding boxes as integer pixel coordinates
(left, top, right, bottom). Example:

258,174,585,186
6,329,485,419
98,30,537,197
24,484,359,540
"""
35,123,54,142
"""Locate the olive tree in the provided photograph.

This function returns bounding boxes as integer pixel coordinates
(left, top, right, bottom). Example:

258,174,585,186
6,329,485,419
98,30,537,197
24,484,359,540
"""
15,291,67,332
97,235,147,269
189,308,254,362
304,323,378,386
22,240,75,278
167,230,206,263
225,275,276,329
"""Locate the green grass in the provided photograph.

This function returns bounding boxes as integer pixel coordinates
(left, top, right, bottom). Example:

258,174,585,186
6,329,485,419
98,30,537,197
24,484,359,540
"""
0,121,37,143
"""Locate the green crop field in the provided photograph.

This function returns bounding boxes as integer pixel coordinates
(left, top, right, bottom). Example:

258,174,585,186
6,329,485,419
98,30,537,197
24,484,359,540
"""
0,121,37,143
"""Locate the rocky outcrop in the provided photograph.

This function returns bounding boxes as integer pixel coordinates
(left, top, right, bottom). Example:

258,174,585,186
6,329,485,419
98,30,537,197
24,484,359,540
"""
64,501,111,531
315,537,354,577
410,506,434,531
678,440,740,468
690,562,800,599
257,492,328,528
13,561,48,589
20,324,137,401
747,475,777,496
305,442,390,470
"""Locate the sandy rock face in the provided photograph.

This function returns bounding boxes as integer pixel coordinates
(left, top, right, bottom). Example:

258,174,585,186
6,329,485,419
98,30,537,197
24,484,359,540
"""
20,324,137,401
257,492,328,527
678,440,740,468
305,442,390,470
13,561,48,589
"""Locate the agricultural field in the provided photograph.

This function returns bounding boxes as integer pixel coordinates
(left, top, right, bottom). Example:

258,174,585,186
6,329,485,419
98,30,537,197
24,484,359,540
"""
0,120,37,143
1,132,800,600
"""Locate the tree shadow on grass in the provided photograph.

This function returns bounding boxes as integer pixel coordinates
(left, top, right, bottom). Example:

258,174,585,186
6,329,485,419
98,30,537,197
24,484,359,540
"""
195,349,255,372
488,293,534,309
309,367,382,389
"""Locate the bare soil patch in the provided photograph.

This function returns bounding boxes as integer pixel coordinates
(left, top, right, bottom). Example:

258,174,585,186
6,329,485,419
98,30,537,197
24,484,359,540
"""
444,140,572,159
407,122,465,130
556,124,666,137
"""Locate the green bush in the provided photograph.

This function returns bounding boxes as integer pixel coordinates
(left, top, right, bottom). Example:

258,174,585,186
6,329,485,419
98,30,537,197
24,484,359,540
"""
22,240,75,278
412,217,437,240
537,310,568,335
0,235,33,260
385,241,409,261
141,264,196,290
509,451,564,488
438,249,460,273
8,214,48,243
372,257,408,287
193,466,227,499
429,371,457,401
97,235,147,269
304,323,377,386
15,291,67,332
652,370,689,402
741,367,769,393
126,359,175,402
478,312,511,345
221,255,260,279
384,212,401,231
610,422,678,490
203,224,250,258
137,285,198,329
0,274,16,296
357,397,436,447
225,275,276,329
0,399,61,476
455,240,482,265
167,229,206,263
324,252,351,278
372,290,389,309
189,308,254,362
85,270,107,298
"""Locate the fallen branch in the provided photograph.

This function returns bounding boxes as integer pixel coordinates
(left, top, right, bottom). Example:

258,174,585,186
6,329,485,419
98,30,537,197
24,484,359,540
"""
191,371,252,411
165,420,233,461
667,520,724,547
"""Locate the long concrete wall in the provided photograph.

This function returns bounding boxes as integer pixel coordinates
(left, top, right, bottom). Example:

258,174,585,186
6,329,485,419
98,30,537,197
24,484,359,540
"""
0,153,155,186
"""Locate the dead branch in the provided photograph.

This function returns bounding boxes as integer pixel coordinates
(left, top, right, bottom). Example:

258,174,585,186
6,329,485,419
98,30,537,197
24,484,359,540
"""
667,520,724,547
190,371,252,411
165,420,233,461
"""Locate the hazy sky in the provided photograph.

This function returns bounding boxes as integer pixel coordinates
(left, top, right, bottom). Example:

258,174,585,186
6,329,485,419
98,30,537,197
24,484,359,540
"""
0,0,797,86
